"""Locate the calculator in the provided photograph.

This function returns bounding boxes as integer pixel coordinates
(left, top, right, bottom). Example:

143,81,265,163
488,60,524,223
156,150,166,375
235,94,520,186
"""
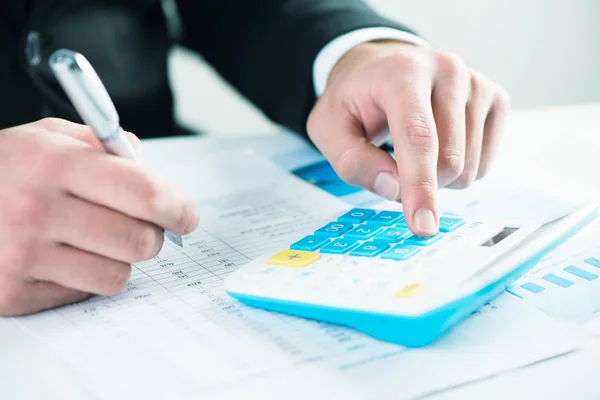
225,203,598,347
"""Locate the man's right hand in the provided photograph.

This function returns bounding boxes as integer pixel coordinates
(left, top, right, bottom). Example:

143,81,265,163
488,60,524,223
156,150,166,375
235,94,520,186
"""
0,118,200,316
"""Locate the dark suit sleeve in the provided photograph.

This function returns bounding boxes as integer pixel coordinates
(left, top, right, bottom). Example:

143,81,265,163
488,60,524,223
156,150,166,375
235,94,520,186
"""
175,0,420,136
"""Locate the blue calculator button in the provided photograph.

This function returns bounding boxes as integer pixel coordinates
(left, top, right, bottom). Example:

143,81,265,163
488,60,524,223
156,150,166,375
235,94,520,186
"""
314,222,354,237
439,216,464,233
369,211,404,226
381,245,420,261
290,235,330,251
349,242,389,257
373,227,411,243
404,233,443,246
320,238,360,254
344,223,383,240
338,208,376,223
395,215,408,228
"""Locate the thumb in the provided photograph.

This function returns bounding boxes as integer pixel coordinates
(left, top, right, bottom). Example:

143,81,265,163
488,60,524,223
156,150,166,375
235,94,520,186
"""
307,104,401,202
37,118,143,160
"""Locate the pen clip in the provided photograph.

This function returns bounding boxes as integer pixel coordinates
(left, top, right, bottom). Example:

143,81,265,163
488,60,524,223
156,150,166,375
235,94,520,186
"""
48,49,121,140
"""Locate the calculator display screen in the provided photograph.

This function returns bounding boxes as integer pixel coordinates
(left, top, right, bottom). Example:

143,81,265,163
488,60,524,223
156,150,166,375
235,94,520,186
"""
480,227,519,247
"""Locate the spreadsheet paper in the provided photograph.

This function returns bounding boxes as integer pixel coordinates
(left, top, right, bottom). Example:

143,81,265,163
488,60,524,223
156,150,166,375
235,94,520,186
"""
12,150,584,400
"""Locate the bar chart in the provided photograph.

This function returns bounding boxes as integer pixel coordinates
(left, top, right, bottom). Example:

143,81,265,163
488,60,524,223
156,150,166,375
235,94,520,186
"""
508,249,600,327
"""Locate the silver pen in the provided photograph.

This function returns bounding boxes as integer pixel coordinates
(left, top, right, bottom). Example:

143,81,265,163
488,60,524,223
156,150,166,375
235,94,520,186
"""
48,49,184,247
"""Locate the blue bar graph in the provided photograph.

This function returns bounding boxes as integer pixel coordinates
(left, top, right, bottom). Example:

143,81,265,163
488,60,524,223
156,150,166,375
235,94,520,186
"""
542,274,574,288
520,282,545,293
564,265,598,281
584,257,600,268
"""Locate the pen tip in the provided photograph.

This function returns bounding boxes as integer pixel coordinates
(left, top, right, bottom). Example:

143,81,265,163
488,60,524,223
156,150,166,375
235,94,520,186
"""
165,231,183,247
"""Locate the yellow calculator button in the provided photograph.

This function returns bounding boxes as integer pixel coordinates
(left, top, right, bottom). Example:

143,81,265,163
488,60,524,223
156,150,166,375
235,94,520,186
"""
267,250,320,268
395,282,424,298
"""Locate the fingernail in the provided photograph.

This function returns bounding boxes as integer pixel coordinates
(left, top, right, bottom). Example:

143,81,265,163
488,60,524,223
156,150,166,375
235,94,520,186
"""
373,172,400,201
414,208,438,236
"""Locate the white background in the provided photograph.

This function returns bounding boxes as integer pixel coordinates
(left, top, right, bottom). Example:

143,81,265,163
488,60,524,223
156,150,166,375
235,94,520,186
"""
168,0,600,136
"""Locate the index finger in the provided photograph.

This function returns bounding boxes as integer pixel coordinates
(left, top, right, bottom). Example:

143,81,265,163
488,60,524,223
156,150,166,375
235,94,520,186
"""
61,146,199,235
376,57,439,236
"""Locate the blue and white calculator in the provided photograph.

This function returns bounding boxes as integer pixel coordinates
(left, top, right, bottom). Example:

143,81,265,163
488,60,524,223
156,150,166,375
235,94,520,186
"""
225,204,598,347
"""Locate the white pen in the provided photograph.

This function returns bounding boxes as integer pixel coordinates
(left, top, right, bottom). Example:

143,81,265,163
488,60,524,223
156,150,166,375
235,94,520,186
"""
48,48,184,247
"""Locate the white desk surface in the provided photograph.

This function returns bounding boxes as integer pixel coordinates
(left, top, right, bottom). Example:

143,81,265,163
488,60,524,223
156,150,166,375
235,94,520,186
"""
2,103,600,400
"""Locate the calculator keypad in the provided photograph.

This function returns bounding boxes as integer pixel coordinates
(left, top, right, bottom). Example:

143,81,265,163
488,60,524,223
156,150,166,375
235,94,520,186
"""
263,208,477,299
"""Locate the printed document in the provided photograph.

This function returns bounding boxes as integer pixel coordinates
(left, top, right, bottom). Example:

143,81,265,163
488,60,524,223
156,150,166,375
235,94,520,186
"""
13,150,583,400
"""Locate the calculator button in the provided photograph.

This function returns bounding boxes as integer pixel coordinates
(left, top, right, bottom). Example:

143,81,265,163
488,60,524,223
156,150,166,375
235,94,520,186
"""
395,215,408,228
338,208,376,223
404,233,443,246
349,242,389,257
290,235,330,251
344,223,383,240
395,282,424,298
314,222,354,237
381,245,420,261
267,250,320,268
320,238,360,254
369,211,404,226
373,227,411,243
439,216,465,233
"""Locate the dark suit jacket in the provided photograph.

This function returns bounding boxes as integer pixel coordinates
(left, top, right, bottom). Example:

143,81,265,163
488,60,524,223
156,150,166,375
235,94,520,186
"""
0,0,416,138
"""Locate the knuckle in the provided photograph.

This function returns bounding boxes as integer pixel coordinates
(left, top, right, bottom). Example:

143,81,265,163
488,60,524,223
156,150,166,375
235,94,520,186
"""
306,105,324,138
409,179,438,200
103,263,132,296
36,117,66,131
436,52,465,76
469,73,492,102
136,172,164,216
439,149,464,180
404,114,437,149
411,179,437,193
383,53,420,73
334,146,363,183
24,141,64,181
128,225,162,262
495,87,512,113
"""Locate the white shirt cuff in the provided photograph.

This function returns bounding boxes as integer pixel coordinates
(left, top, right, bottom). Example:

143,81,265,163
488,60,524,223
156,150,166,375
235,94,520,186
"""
313,27,431,96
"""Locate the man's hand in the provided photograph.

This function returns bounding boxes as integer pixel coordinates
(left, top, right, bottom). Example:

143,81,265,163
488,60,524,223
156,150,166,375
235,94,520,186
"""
307,41,510,237
0,118,199,316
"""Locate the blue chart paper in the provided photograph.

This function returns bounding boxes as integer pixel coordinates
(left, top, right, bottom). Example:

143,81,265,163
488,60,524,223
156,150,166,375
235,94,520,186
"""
291,160,383,207
270,146,391,207
507,218,600,329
